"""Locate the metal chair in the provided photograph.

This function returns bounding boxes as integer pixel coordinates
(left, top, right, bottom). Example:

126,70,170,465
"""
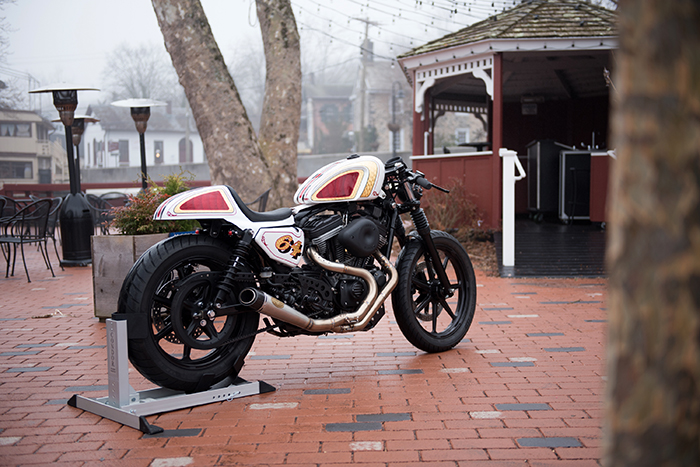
86,194,112,235
46,197,64,270
0,199,54,282
0,195,22,219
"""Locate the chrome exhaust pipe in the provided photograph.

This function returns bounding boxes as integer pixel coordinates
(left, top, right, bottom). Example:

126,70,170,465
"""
239,287,317,331
240,247,397,333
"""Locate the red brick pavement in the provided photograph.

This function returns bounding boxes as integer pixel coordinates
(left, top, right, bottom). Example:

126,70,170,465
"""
0,247,607,466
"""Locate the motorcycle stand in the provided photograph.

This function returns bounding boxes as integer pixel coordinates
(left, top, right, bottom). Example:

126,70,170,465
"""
67,319,275,434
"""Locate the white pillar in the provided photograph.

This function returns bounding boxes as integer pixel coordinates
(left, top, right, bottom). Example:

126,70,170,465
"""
500,148,526,267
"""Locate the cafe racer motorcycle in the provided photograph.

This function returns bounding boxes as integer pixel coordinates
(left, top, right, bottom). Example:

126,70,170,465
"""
116,155,477,392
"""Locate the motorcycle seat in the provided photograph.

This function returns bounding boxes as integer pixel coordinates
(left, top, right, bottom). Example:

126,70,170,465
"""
226,186,293,222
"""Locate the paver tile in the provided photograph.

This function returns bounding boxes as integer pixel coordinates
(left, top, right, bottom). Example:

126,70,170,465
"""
0,248,608,465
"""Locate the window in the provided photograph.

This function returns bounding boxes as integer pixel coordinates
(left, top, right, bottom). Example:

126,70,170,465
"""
0,161,32,179
455,128,470,145
118,140,129,166
16,123,31,137
38,157,51,170
94,139,104,167
179,138,193,163
389,128,404,152
320,104,339,124
154,141,164,165
0,122,32,138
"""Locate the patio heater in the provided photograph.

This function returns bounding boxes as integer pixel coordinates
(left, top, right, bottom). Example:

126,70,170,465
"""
52,115,99,189
111,98,166,191
29,84,98,266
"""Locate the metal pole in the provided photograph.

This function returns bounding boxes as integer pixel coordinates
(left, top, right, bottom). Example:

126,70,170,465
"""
74,144,82,193
139,132,147,190
392,84,397,158
64,125,78,195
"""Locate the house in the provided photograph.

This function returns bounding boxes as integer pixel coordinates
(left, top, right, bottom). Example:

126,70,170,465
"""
81,103,208,183
352,48,413,154
304,83,354,155
397,0,617,229
0,108,67,186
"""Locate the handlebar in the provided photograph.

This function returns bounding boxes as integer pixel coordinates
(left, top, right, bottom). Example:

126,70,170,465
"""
415,174,450,193
385,157,450,194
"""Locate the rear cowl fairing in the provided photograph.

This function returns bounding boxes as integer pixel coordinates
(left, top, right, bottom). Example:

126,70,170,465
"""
153,185,303,268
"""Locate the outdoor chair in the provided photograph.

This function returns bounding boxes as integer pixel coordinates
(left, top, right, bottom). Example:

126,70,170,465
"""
86,194,113,235
100,192,129,208
0,195,22,219
0,199,55,282
99,192,129,234
46,197,64,271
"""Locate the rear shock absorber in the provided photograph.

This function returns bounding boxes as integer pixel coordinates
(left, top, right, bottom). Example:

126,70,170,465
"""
215,229,254,305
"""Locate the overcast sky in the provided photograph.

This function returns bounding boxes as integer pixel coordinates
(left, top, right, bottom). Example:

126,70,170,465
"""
2,0,499,114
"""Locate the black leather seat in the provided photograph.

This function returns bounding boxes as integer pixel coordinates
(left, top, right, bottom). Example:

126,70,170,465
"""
225,186,292,222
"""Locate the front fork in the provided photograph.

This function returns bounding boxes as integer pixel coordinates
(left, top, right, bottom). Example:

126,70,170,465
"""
410,208,453,296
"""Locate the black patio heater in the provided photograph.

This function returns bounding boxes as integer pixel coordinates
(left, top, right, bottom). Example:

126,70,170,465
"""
111,98,166,191
30,84,98,266
52,115,100,189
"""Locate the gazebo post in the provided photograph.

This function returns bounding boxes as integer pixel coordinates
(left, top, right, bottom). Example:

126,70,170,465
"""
492,52,504,227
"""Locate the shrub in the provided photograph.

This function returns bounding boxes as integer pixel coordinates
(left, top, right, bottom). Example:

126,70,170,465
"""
110,171,199,235
421,178,492,243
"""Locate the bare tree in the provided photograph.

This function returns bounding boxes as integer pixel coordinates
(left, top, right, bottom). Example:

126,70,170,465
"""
151,0,301,209
255,0,301,207
0,0,28,110
604,0,700,465
101,42,184,104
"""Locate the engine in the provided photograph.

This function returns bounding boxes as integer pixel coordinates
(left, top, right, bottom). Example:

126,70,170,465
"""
259,211,388,335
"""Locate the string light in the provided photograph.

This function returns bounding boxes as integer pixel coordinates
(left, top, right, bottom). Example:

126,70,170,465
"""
291,0,535,66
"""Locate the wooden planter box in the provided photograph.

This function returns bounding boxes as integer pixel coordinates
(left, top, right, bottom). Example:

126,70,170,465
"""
91,233,169,320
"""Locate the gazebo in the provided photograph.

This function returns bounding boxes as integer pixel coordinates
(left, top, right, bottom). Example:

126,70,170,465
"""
397,0,617,232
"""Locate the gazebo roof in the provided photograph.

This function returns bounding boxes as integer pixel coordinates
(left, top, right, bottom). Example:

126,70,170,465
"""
399,0,617,59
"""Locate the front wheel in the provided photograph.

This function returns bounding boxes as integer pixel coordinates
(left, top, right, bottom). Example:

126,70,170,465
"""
391,230,477,352
117,234,259,392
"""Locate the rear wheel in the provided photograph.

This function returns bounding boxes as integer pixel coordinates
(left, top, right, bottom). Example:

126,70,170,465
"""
391,231,476,352
118,234,259,392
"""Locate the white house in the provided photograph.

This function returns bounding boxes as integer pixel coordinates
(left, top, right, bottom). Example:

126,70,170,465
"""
81,103,205,181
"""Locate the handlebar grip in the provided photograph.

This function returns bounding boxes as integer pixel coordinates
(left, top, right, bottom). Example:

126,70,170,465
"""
416,176,432,189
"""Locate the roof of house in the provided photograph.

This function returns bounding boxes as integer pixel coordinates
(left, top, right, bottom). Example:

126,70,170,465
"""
398,0,617,59
86,104,197,133
0,108,56,129
363,61,412,92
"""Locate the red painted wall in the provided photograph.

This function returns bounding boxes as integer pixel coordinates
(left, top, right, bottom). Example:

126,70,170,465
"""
413,155,496,228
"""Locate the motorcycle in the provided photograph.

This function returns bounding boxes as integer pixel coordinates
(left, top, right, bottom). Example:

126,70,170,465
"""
115,155,477,392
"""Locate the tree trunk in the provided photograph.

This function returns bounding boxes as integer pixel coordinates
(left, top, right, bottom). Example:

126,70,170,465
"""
255,0,301,209
605,1,700,466
151,0,272,203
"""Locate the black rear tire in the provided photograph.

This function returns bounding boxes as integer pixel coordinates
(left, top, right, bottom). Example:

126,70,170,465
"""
391,230,476,352
117,234,259,392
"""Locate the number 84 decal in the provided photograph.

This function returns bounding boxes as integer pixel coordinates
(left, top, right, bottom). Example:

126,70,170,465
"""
275,235,302,259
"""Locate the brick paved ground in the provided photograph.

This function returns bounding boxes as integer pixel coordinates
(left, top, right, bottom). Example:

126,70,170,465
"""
0,247,607,466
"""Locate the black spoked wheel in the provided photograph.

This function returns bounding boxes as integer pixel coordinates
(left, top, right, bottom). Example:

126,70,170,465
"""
392,230,476,352
118,234,259,392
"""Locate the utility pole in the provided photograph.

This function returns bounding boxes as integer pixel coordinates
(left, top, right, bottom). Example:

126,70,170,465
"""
352,18,378,153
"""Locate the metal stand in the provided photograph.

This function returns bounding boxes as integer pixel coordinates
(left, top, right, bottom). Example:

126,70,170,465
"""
68,319,274,434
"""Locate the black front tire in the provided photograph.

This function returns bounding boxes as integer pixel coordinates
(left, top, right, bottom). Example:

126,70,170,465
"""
117,234,259,392
391,230,477,352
